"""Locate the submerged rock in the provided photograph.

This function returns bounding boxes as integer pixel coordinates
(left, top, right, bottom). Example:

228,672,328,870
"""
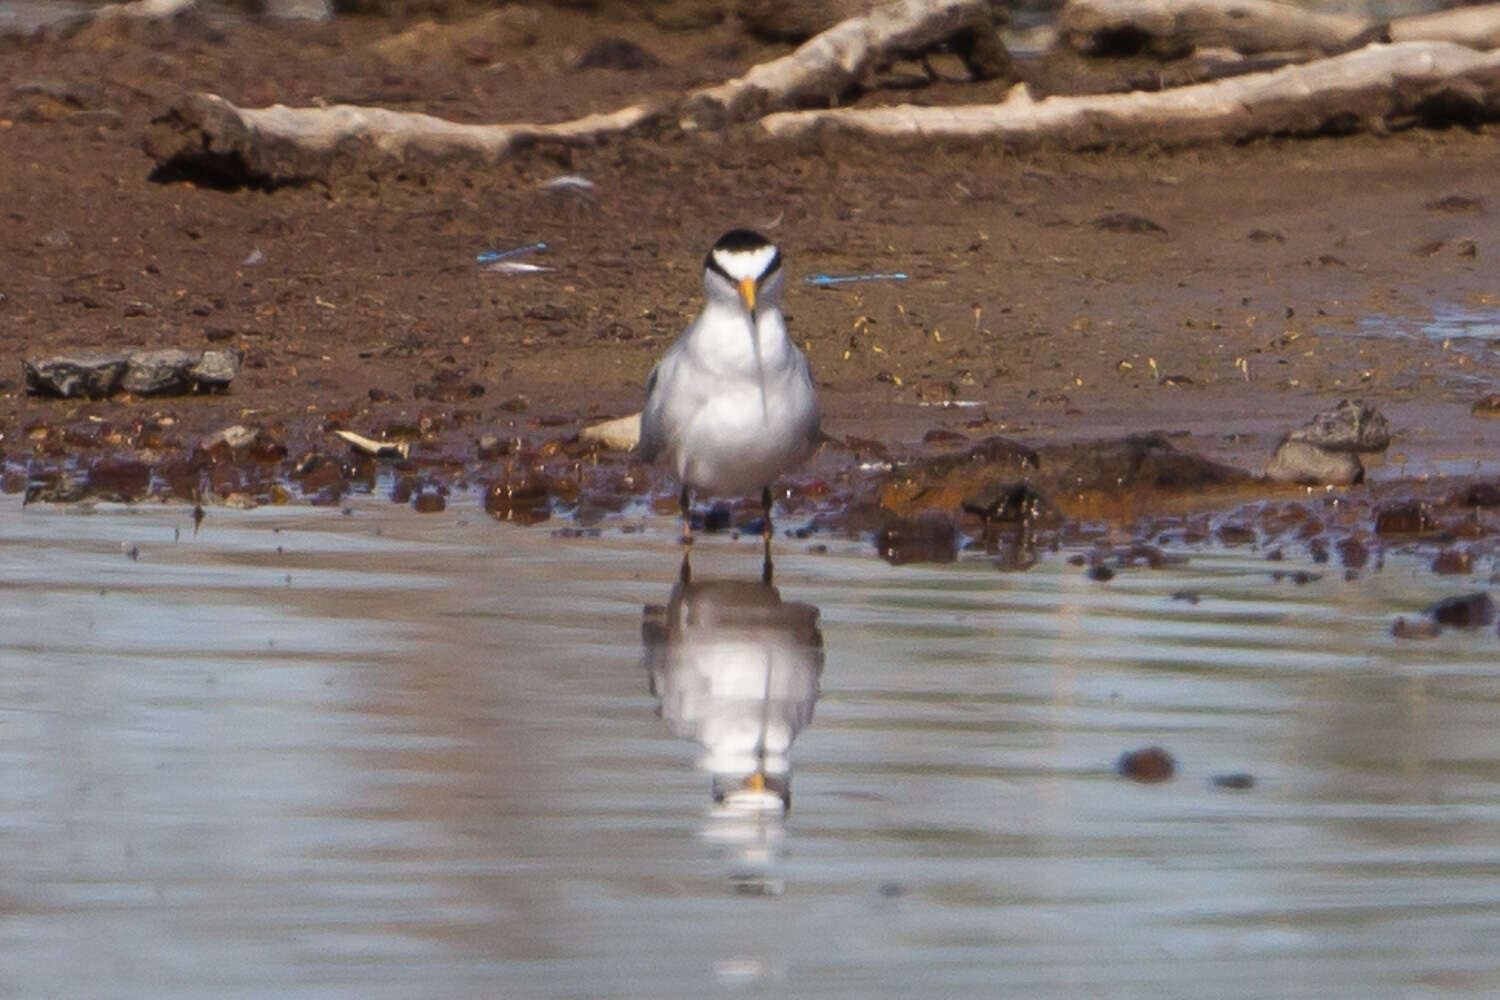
1117,745,1175,783
1036,432,1249,494
1426,592,1494,628
876,511,958,565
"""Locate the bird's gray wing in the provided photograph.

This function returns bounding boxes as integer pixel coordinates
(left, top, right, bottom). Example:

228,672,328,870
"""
637,362,666,463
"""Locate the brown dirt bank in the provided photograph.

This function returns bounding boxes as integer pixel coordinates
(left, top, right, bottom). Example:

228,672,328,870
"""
4,10,1500,534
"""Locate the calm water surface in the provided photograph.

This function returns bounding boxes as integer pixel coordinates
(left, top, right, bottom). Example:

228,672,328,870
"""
5,501,1500,998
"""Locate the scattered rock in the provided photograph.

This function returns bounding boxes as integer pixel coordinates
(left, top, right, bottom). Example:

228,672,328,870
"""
1472,394,1500,418
1424,193,1484,213
86,456,152,501
1266,438,1364,486
22,352,129,399
1246,228,1285,243
121,348,198,394
876,511,958,565
485,474,551,524
187,349,241,389
412,489,446,513
1092,212,1166,234
24,347,240,398
1453,481,1500,507
1432,548,1474,575
1086,563,1115,581
1288,399,1390,452
1427,592,1494,628
574,38,662,71
1392,616,1440,639
1117,745,1175,783
1211,772,1255,790
1335,536,1369,569
580,412,642,451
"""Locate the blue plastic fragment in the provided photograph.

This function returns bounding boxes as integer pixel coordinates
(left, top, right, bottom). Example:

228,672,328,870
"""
804,272,908,286
476,241,548,264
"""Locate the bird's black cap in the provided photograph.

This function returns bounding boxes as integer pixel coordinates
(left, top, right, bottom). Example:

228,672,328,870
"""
705,228,782,284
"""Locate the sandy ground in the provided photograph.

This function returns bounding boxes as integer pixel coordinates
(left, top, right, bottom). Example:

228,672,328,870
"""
4,7,1500,518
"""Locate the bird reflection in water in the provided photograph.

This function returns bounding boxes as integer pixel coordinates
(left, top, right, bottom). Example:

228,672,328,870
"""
642,559,824,894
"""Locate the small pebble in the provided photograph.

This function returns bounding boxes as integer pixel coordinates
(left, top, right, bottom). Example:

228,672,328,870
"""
1117,745,1175,783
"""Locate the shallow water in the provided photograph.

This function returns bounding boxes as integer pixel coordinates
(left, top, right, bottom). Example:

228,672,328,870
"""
5,501,1500,998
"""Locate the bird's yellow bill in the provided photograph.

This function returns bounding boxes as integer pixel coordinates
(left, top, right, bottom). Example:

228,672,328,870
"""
738,277,757,312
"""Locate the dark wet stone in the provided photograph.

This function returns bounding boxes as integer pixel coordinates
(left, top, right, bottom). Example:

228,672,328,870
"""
1308,537,1329,563
484,475,551,524
1217,523,1256,546
1117,746,1175,783
1212,773,1255,790
876,512,958,566
1093,212,1166,234
1432,548,1474,576
412,490,446,513
1427,592,1494,629
1266,438,1364,486
1392,616,1440,639
962,480,1060,527
1472,394,1500,418
24,469,90,504
1336,537,1369,569
1171,590,1200,604
923,428,968,446
574,37,662,71
295,453,346,496
1453,481,1500,507
1085,563,1114,582
1375,501,1438,538
1288,399,1390,453
1246,229,1285,243
87,456,152,501
476,434,512,460
23,352,128,398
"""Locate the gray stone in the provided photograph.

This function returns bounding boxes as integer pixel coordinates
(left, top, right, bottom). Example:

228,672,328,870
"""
1266,438,1364,486
23,352,128,398
1289,398,1391,452
122,348,196,395
188,348,241,389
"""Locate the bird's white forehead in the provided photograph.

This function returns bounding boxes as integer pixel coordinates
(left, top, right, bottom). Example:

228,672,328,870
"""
711,243,779,282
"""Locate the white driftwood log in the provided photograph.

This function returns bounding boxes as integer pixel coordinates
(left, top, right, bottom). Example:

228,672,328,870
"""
758,42,1500,149
1391,4,1500,50
144,92,660,185
681,0,1009,130
1054,0,1371,58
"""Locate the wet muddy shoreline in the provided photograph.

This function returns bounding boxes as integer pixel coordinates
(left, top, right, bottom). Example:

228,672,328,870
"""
5,6,1500,556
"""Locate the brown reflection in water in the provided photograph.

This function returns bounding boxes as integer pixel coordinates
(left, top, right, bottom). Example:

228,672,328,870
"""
642,566,824,892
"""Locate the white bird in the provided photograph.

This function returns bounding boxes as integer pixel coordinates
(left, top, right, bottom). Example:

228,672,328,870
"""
639,229,821,576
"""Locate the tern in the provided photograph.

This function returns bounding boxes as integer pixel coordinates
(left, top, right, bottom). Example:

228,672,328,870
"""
639,229,821,580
